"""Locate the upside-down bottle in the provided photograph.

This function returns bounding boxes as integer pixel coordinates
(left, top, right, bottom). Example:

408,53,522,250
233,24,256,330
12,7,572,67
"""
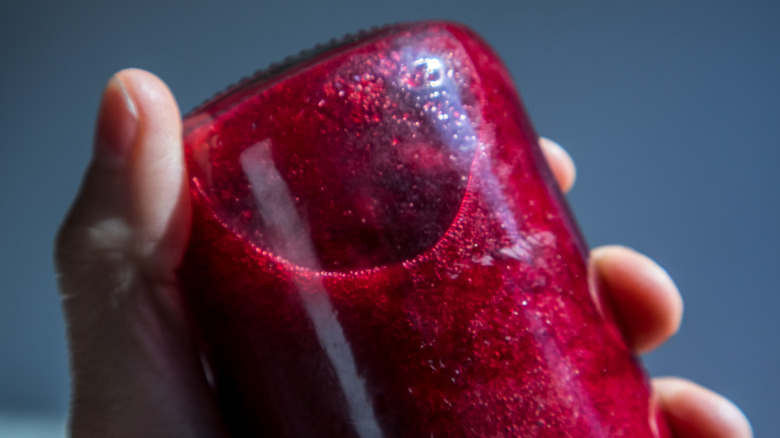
178,21,670,437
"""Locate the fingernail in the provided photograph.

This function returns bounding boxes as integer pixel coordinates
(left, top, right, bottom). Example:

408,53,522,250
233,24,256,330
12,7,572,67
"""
539,137,565,156
539,137,576,190
713,396,754,438
93,75,138,165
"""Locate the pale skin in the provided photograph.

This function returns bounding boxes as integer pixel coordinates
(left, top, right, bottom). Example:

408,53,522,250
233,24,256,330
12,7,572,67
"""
55,69,753,437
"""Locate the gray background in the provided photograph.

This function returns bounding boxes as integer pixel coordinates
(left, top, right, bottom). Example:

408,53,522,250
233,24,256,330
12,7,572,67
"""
1,0,778,436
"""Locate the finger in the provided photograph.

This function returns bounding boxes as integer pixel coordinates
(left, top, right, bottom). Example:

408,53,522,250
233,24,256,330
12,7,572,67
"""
654,377,753,438
55,69,225,437
539,137,576,193
591,245,683,353
57,69,189,281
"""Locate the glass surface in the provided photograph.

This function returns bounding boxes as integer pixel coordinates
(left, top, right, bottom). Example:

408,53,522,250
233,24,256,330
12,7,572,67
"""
180,21,669,437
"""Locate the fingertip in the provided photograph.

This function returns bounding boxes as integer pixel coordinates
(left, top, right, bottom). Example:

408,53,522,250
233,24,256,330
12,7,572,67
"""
115,68,177,107
591,245,683,353
539,137,576,193
114,68,182,146
654,377,753,438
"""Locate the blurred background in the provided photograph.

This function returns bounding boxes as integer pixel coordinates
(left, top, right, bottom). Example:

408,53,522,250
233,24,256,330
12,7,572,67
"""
1,0,778,436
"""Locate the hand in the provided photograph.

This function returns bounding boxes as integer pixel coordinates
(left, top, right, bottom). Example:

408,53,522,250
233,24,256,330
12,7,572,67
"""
55,69,753,437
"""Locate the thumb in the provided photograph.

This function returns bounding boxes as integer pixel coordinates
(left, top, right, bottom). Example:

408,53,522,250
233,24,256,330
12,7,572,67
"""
57,69,188,280
55,69,225,437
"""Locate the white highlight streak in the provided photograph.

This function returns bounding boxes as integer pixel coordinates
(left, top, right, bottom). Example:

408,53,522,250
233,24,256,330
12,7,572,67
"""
240,140,383,438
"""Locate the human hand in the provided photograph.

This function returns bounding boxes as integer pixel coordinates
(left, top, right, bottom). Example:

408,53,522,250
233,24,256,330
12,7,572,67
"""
55,69,752,437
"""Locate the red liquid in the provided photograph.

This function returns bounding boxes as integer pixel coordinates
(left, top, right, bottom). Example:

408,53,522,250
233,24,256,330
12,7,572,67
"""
180,21,669,437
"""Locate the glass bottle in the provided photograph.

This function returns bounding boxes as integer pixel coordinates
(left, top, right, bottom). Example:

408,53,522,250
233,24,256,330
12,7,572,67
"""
179,21,669,438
